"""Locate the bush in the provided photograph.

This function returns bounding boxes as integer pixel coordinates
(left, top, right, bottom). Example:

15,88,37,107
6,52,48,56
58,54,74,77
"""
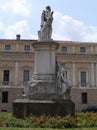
0,112,97,128
5,118,26,127
0,112,11,127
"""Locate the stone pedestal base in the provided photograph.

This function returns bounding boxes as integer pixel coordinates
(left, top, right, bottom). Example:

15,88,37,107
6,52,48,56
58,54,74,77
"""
13,99,75,118
27,81,58,100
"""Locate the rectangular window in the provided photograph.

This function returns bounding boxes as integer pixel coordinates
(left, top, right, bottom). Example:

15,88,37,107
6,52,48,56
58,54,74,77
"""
61,47,67,53
5,45,11,51
80,72,86,86
2,91,8,103
24,45,30,52
23,70,30,82
80,47,86,53
3,70,10,85
82,92,87,104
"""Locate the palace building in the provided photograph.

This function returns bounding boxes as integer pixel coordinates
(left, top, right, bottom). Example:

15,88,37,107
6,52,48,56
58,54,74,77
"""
0,34,97,112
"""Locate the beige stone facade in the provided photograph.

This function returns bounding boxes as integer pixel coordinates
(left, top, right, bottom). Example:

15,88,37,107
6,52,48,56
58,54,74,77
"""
0,35,97,111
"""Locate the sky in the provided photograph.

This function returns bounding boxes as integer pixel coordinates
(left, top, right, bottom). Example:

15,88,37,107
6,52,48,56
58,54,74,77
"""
0,0,97,42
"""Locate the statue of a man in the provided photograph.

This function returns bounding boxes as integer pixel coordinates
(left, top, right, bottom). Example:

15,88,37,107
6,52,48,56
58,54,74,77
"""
38,6,53,41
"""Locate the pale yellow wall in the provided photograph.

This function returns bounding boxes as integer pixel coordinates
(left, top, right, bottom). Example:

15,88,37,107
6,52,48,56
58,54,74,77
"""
0,39,97,88
0,39,97,111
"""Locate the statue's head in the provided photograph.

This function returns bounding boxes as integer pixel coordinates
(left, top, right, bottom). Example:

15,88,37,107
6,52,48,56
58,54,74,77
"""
60,62,65,67
46,6,51,12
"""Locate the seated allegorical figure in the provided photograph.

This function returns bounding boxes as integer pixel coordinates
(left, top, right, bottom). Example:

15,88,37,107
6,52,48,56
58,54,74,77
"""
57,63,72,99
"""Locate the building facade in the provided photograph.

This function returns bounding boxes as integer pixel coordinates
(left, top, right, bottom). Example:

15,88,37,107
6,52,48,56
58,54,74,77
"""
0,35,97,111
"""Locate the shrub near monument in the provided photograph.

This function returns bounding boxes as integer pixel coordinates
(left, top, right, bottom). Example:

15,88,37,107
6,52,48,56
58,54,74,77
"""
0,112,97,128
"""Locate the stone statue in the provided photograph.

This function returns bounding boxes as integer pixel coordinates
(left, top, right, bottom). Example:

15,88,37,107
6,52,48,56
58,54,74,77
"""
38,6,53,41
57,64,72,99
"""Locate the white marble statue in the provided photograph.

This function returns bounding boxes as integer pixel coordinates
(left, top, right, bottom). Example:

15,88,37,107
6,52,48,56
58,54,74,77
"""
38,6,53,41
57,64,72,99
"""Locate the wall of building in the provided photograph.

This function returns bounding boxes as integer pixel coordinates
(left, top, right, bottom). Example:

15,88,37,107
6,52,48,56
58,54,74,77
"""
0,88,23,111
0,37,97,111
71,88,97,111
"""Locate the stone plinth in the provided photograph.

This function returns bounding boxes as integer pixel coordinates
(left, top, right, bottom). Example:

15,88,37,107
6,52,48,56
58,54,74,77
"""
27,41,59,99
32,41,59,80
13,99,75,118
28,81,58,100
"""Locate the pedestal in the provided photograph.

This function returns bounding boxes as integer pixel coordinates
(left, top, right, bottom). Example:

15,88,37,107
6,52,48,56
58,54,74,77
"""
28,41,59,98
13,99,75,118
32,41,59,80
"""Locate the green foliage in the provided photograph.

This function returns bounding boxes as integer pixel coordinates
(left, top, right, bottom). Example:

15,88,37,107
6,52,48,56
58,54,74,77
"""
0,128,97,130
0,112,11,127
0,112,97,128
5,118,26,127
46,115,77,128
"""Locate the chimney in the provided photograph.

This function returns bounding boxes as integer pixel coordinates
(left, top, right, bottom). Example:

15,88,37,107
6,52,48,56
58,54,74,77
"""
16,34,20,40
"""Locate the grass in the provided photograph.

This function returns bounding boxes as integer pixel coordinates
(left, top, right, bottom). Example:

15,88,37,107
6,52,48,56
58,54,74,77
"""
0,128,97,130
